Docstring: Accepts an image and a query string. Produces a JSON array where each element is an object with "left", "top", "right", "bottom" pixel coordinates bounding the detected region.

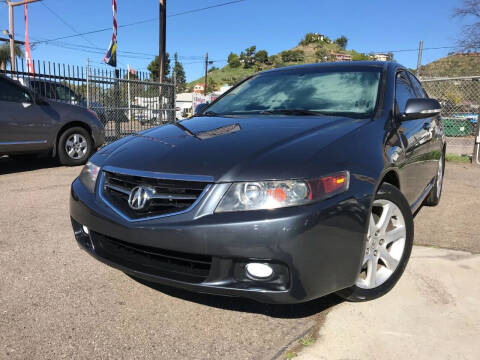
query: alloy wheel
[
  {"left": 356, "top": 199, "right": 406, "bottom": 289},
  {"left": 65, "top": 134, "right": 88, "bottom": 160}
]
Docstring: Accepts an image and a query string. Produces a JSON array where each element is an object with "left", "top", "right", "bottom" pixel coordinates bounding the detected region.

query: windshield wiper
[{"left": 259, "top": 109, "right": 324, "bottom": 116}]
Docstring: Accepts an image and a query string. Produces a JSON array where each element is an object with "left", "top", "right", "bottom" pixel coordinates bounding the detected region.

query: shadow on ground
[
  {"left": 0, "top": 156, "right": 61, "bottom": 175},
  {"left": 130, "top": 275, "right": 344, "bottom": 319}
]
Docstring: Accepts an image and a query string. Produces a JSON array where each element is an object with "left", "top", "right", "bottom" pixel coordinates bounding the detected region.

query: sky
[{"left": 0, "top": 0, "right": 471, "bottom": 82}]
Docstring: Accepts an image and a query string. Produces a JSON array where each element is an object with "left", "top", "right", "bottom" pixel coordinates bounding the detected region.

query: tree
[
  {"left": 240, "top": 45, "right": 256, "bottom": 68},
  {"left": 299, "top": 32, "right": 326, "bottom": 46},
  {"left": 0, "top": 43, "right": 24, "bottom": 70},
  {"left": 315, "top": 48, "right": 329, "bottom": 62},
  {"left": 281, "top": 49, "right": 305, "bottom": 63},
  {"left": 173, "top": 52, "right": 186, "bottom": 93},
  {"left": 254, "top": 49, "right": 269, "bottom": 64},
  {"left": 351, "top": 51, "right": 370, "bottom": 61},
  {"left": 208, "top": 66, "right": 219, "bottom": 73},
  {"left": 147, "top": 52, "right": 171, "bottom": 81},
  {"left": 334, "top": 35, "right": 348, "bottom": 49},
  {"left": 227, "top": 52, "right": 241, "bottom": 68},
  {"left": 205, "top": 77, "right": 218, "bottom": 94},
  {"left": 453, "top": 0, "right": 480, "bottom": 51}
]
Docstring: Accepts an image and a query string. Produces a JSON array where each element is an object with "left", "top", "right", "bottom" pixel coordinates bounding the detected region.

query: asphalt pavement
[
  {"left": 1, "top": 157, "right": 478, "bottom": 359},
  {"left": 0, "top": 156, "right": 335, "bottom": 360}
]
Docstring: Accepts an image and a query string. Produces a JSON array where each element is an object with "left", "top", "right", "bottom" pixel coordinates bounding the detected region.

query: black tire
[
  {"left": 337, "top": 183, "right": 414, "bottom": 302},
  {"left": 424, "top": 152, "right": 445, "bottom": 207},
  {"left": 57, "top": 127, "right": 93, "bottom": 166}
]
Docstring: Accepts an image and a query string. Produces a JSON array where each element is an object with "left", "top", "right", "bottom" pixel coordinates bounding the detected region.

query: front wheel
[
  {"left": 424, "top": 152, "right": 445, "bottom": 206},
  {"left": 337, "top": 183, "right": 414, "bottom": 302},
  {"left": 58, "top": 127, "right": 93, "bottom": 166}
]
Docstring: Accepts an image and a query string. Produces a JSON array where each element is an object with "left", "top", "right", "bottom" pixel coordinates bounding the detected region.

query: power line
[
  {"left": 40, "top": 2, "right": 98, "bottom": 49},
  {"left": 32, "top": 0, "right": 246, "bottom": 45}
]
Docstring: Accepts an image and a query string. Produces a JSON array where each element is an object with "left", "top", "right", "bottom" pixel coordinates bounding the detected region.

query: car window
[
  {"left": 395, "top": 72, "right": 416, "bottom": 113},
  {"left": 408, "top": 73, "right": 428, "bottom": 98},
  {"left": 0, "top": 78, "right": 32, "bottom": 103},
  {"left": 207, "top": 69, "right": 382, "bottom": 118},
  {"left": 31, "top": 81, "right": 54, "bottom": 98},
  {"left": 55, "top": 84, "right": 76, "bottom": 102}
]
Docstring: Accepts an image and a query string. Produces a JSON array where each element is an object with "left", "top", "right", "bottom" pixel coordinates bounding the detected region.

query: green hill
[
  {"left": 187, "top": 33, "right": 375, "bottom": 91},
  {"left": 419, "top": 53, "right": 480, "bottom": 77}
]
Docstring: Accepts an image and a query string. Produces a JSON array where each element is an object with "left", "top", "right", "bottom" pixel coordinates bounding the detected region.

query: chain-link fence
[
  {"left": 421, "top": 76, "right": 480, "bottom": 158},
  {"left": 1, "top": 58, "right": 176, "bottom": 144}
]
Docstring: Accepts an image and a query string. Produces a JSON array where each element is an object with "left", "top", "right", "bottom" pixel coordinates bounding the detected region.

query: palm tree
[{"left": 0, "top": 43, "right": 24, "bottom": 71}]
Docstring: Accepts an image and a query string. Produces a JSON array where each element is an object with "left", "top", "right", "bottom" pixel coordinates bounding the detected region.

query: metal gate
[{"left": 1, "top": 58, "right": 176, "bottom": 144}]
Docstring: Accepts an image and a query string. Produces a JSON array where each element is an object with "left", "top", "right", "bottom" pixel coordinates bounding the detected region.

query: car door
[
  {"left": 394, "top": 71, "right": 433, "bottom": 205},
  {"left": 408, "top": 72, "right": 442, "bottom": 181},
  {"left": 0, "top": 77, "right": 55, "bottom": 153}
]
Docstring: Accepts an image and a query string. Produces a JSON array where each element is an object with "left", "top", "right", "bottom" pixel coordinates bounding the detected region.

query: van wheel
[
  {"left": 58, "top": 127, "right": 92, "bottom": 166},
  {"left": 336, "top": 183, "right": 414, "bottom": 302}
]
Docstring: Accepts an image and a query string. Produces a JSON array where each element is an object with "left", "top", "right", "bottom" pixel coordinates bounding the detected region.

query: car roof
[{"left": 259, "top": 61, "right": 402, "bottom": 75}]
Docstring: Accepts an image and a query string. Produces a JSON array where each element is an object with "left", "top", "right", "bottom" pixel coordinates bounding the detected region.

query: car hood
[{"left": 95, "top": 115, "right": 367, "bottom": 182}]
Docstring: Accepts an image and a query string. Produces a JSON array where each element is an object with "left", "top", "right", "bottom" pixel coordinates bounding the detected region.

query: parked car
[
  {"left": 0, "top": 75, "right": 105, "bottom": 165},
  {"left": 17, "top": 77, "right": 108, "bottom": 125},
  {"left": 70, "top": 62, "right": 445, "bottom": 304}
]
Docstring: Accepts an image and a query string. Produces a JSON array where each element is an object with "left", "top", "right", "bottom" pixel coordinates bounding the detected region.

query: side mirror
[
  {"left": 195, "top": 103, "right": 209, "bottom": 114},
  {"left": 401, "top": 98, "right": 441, "bottom": 121}
]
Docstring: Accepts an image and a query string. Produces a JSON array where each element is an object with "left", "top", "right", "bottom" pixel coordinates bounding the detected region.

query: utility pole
[
  {"left": 416, "top": 40, "right": 424, "bottom": 78},
  {"left": 204, "top": 52, "right": 209, "bottom": 96},
  {"left": 159, "top": 0, "right": 166, "bottom": 82},
  {"left": 6, "top": 0, "right": 40, "bottom": 72}
]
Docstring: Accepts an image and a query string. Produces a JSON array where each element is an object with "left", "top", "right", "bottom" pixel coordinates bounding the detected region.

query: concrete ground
[
  {"left": 297, "top": 246, "right": 480, "bottom": 360},
  {"left": 0, "top": 157, "right": 479, "bottom": 360}
]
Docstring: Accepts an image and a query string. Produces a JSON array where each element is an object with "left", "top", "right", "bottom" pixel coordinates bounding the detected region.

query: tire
[
  {"left": 57, "top": 127, "right": 93, "bottom": 166},
  {"left": 424, "top": 152, "right": 445, "bottom": 206},
  {"left": 337, "top": 183, "right": 414, "bottom": 302}
]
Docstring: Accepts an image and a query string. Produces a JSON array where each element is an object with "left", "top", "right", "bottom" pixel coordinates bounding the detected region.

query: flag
[
  {"left": 24, "top": 4, "right": 35, "bottom": 74},
  {"left": 103, "top": 0, "right": 117, "bottom": 67}
]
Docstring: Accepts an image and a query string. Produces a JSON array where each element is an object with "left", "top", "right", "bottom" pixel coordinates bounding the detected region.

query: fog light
[
  {"left": 82, "top": 225, "right": 89, "bottom": 235},
  {"left": 245, "top": 263, "right": 273, "bottom": 279}
]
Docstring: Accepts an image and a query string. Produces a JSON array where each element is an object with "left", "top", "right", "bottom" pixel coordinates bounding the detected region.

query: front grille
[
  {"left": 90, "top": 232, "right": 212, "bottom": 283},
  {"left": 101, "top": 170, "right": 209, "bottom": 220}
]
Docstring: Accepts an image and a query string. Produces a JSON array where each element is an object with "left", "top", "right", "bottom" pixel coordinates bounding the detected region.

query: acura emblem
[{"left": 128, "top": 186, "right": 155, "bottom": 210}]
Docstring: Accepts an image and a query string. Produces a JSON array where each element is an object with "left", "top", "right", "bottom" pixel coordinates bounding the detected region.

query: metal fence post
[
  {"left": 114, "top": 69, "right": 121, "bottom": 139},
  {"left": 173, "top": 71, "right": 177, "bottom": 122},
  {"left": 86, "top": 58, "right": 90, "bottom": 109},
  {"left": 474, "top": 111, "right": 480, "bottom": 166}
]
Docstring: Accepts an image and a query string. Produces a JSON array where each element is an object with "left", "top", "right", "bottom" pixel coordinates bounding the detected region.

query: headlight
[
  {"left": 79, "top": 161, "right": 101, "bottom": 193},
  {"left": 215, "top": 171, "right": 349, "bottom": 213}
]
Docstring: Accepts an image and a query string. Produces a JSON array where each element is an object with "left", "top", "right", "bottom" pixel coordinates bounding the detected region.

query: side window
[
  {"left": 395, "top": 72, "right": 416, "bottom": 113},
  {"left": 55, "top": 84, "right": 74, "bottom": 102},
  {"left": 408, "top": 73, "right": 428, "bottom": 98},
  {"left": 0, "top": 78, "right": 32, "bottom": 103}
]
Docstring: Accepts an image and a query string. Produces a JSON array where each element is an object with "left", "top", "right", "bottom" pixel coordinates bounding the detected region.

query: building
[
  {"left": 373, "top": 53, "right": 390, "bottom": 61},
  {"left": 331, "top": 52, "right": 352, "bottom": 62},
  {"left": 176, "top": 92, "right": 194, "bottom": 119},
  {"left": 193, "top": 83, "right": 205, "bottom": 93}
]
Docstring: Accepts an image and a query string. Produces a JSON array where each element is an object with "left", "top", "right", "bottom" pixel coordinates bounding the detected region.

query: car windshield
[{"left": 207, "top": 68, "right": 382, "bottom": 118}]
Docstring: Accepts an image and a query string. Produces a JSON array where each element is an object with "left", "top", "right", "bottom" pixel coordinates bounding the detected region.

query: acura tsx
[{"left": 70, "top": 61, "right": 445, "bottom": 303}]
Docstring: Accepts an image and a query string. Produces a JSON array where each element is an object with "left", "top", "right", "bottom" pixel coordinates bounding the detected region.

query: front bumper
[{"left": 70, "top": 178, "right": 369, "bottom": 304}]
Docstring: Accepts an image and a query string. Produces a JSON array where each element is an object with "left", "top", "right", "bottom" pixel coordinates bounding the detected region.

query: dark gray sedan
[
  {"left": 0, "top": 75, "right": 105, "bottom": 165},
  {"left": 70, "top": 62, "right": 445, "bottom": 304}
]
